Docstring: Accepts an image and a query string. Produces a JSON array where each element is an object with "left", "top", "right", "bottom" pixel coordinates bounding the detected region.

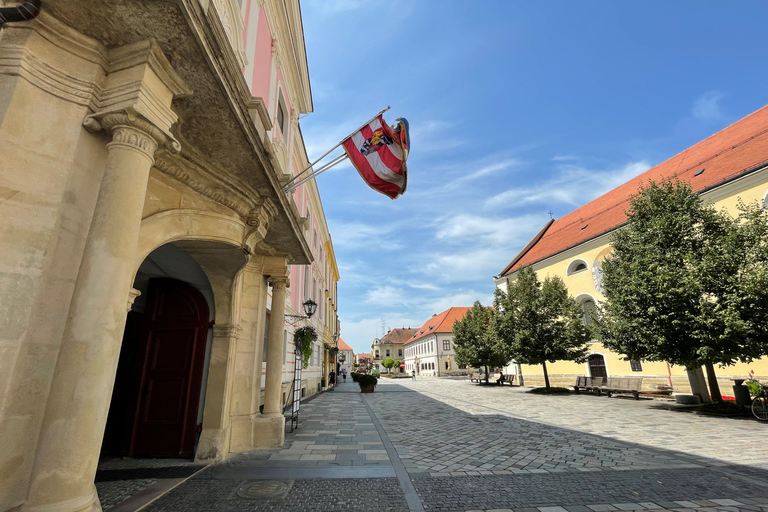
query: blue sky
[{"left": 299, "top": 1, "right": 768, "bottom": 355}]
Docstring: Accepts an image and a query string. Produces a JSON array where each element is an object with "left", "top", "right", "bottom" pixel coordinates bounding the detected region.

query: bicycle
[{"left": 748, "top": 381, "right": 768, "bottom": 421}]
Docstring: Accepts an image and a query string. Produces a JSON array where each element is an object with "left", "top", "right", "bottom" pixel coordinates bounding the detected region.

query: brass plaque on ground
[{"left": 236, "top": 479, "right": 293, "bottom": 499}]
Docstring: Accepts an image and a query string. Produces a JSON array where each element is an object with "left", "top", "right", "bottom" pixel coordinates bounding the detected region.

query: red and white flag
[{"left": 342, "top": 115, "right": 408, "bottom": 199}]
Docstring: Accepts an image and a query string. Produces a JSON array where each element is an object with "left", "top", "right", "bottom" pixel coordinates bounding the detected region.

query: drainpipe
[{"left": 0, "top": 0, "right": 41, "bottom": 28}]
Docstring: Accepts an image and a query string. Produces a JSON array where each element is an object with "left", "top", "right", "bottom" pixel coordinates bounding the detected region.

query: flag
[{"left": 342, "top": 115, "right": 408, "bottom": 199}]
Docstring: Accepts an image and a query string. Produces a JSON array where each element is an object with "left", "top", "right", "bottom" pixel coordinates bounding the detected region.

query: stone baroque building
[
  {"left": 404, "top": 308, "right": 470, "bottom": 377},
  {"left": 371, "top": 327, "right": 416, "bottom": 374},
  {"left": 494, "top": 105, "right": 768, "bottom": 392},
  {"left": 0, "top": 1, "right": 339, "bottom": 511}
]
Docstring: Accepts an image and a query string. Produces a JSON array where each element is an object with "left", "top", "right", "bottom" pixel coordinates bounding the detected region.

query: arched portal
[
  {"left": 102, "top": 243, "right": 215, "bottom": 459},
  {"left": 587, "top": 353, "right": 608, "bottom": 380}
]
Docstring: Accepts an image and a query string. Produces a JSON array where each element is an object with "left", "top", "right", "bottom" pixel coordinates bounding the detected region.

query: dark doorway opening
[
  {"left": 588, "top": 354, "right": 608, "bottom": 380},
  {"left": 102, "top": 277, "right": 209, "bottom": 459}
]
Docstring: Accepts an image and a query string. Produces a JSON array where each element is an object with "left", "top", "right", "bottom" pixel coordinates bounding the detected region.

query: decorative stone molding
[
  {"left": 153, "top": 152, "right": 252, "bottom": 216},
  {"left": 127, "top": 288, "right": 142, "bottom": 312},
  {"left": 84, "top": 112, "right": 169, "bottom": 158},
  {"left": 267, "top": 276, "right": 289, "bottom": 290},
  {"left": 271, "top": 37, "right": 283, "bottom": 69},
  {"left": 210, "top": 0, "right": 248, "bottom": 68},
  {"left": 247, "top": 96, "right": 273, "bottom": 139},
  {"left": 213, "top": 324, "right": 243, "bottom": 339}
]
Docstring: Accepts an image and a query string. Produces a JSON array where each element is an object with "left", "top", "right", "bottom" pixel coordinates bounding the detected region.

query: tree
[
  {"left": 494, "top": 266, "right": 591, "bottom": 390},
  {"left": 381, "top": 357, "right": 400, "bottom": 374},
  {"left": 724, "top": 201, "right": 768, "bottom": 360},
  {"left": 595, "top": 178, "right": 768, "bottom": 401},
  {"left": 453, "top": 301, "right": 512, "bottom": 383}
]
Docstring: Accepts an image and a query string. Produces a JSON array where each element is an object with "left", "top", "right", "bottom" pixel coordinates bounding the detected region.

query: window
[
  {"left": 375, "top": 351, "right": 379, "bottom": 358},
  {"left": 283, "top": 330, "right": 288, "bottom": 364},
  {"left": 276, "top": 101, "right": 286, "bottom": 136},
  {"left": 398, "top": 349, "right": 402, "bottom": 357},
  {"left": 567, "top": 259, "right": 589, "bottom": 275},
  {"left": 443, "top": 340, "right": 450, "bottom": 351},
  {"left": 386, "top": 349, "right": 390, "bottom": 357},
  {"left": 580, "top": 299, "right": 596, "bottom": 326},
  {"left": 445, "top": 361, "right": 449, "bottom": 370},
  {"left": 630, "top": 360, "right": 643, "bottom": 372}
]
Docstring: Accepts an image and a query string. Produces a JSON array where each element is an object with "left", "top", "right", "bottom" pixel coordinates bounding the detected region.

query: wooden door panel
[{"left": 131, "top": 278, "right": 209, "bottom": 458}]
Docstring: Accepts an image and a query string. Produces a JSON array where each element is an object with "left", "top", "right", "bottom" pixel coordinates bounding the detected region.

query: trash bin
[
  {"left": 321, "top": 378, "right": 326, "bottom": 388},
  {"left": 733, "top": 383, "right": 751, "bottom": 406}
]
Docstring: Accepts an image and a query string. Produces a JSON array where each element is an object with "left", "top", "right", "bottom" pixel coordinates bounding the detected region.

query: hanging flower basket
[{"left": 293, "top": 327, "right": 317, "bottom": 369}]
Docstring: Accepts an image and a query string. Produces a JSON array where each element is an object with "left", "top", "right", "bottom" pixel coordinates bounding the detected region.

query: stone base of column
[
  {"left": 21, "top": 486, "right": 101, "bottom": 512},
  {"left": 229, "top": 414, "right": 257, "bottom": 453},
  {"left": 194, "top": 426, "right": 231, "bottom": 463},
  {"left": 250, "top": 414, "right": 285, "bottom": 449}
]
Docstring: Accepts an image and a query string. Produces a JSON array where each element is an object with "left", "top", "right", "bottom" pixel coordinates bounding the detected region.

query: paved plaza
[{"left": 102, "top": 378, "right": 768, "bottom": 512}]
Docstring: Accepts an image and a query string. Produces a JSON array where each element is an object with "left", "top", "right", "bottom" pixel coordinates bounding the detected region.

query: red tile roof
[
  {"left": 501, "top": 104, "right": 768, "bottom": 276},
  {"left": 379, "top": 327, "right": 418, "bottom": 345},
  {"left": 338, "top": 338, "right": 353, "bottom": 352},
  {"left": 405, "top": 307, "right": 472, "bottom": 345}
]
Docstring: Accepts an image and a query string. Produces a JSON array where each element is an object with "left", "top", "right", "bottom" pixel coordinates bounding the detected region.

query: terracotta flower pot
[{"left": 360, "top": 385, "right": 375, "bottom": 393}]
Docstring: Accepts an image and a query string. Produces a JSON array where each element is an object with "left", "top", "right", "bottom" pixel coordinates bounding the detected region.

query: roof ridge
[{"left": 500, "top": 103, "right": 768, "bottom": 276}]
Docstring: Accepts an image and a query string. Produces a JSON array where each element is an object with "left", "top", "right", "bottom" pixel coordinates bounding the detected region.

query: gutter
[{"left": 0, "top": 0, "right": 41, "bottom": 27}]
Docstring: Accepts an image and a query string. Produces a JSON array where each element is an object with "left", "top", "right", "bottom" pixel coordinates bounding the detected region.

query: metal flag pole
[
  {"left": 283, "top": 153, "right": 348, "bottom": 194},
  {"left": 282, "top": 106, "right": 391, "bottom": 192}
]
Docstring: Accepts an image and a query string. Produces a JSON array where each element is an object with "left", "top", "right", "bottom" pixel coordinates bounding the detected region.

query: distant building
[
  {"left": 337, "top": 338, "right": 354, "bottom": 376},
  {"left": 371, "top": 328, "right": 417, "bottom": 374},
  {"left": 404, "top": 308, "right": 471, "bottom": 377},
  {"left": 494, "top": 104, "right": 768, "bottom": 392}
]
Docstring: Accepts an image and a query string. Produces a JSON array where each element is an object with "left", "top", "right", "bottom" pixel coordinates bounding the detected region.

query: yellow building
[
  {"left": 494, "top": 105, "right": 768, "bottom": 395},
  {"left": 0, "top": 1, "right": 338, "bottom": 511}
]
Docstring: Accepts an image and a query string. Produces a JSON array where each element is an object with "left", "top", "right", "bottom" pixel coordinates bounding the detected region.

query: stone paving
[
  {"left": 124, "top": 379, "right": 768, "bottom": 512},
  {"left": 368, "top": 379, "right": 768, "bottom": 476}
]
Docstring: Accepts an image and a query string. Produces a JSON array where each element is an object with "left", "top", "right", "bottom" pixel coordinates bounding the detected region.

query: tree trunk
[
  {"left": 484, "top": 364, "right": 489, "bottom": 384},
  {"left": 704, "top": 362, "right": 723, "bottom": 402},
  {"left": 542, "top": 361, "right": 551, "bottom": 389}
]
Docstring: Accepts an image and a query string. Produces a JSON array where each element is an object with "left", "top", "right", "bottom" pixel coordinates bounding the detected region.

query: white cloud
[
  {"left": 692, "top": 90, "right": 726, "bottom": 122},
  {"left": 440, "top": 159, "right": 521, "bottom": 191},
  {"left": 485, "top": 160, "right": 650, "bottom": 210},
  {"left": 552, "top": 155, "right": 579, "bottom": 161},
  {"left": 329, "top": 220, "right": 403, "bottom": 250},
  {"left": 434, "top": 213, "right": 540, "bottom": 246}
]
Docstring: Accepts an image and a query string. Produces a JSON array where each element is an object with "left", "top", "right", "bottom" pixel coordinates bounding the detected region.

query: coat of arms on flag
[
  {"left": 342, "top": 115, "right": 409, "bottom": 199},
  {"left": 282, "top": 107, "right": 410, "bottom": 199}
]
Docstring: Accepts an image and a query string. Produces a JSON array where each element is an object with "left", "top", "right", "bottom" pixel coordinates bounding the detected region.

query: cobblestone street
[{"left": 110, "top": 379, "right": 768, "bottom": 512}]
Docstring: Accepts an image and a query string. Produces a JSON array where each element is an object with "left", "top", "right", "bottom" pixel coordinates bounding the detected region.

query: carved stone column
[
  {"left": 263, "top": 277, "right": 288, "bottom": 416},
  {"left": 24, "top": 114, "right": 172, "bottom": 512}
]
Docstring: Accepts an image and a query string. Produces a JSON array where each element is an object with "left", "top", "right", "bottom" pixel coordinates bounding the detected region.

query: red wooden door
[{"left": 130, "top": 278, "right": 210, "bottom": 458}]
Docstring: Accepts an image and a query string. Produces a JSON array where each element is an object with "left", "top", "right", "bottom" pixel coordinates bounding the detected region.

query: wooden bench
[
  {"left": 573, "top": 376, "right": 604, "bottom": 394},
  {"left": 600, "top": 377, "right": 643, "bottom": 400},
  {"left": 496, "top": 374, "right": 516, "bottom": 386},
  {"left": 469, "top": 373, "right": 482, "bottom": 383}
]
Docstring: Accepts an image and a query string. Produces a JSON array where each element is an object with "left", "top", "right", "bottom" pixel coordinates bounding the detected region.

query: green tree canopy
[
  {"left": 494, "top": 266, "right": 591, "bottom": 389},
  {"left": 381, "top": 357, "right": 400, "bottom": 373},
  {"left": 453, "top": 301, "right": 511, "bottom": 383},
  {"left": 596, "top": 178, "right": 768, "bottom": 401}
]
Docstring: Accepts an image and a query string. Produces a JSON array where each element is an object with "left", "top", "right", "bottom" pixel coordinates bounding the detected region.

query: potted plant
[{"left": 358, "top": 374, "right": 378, "bottom": 393}]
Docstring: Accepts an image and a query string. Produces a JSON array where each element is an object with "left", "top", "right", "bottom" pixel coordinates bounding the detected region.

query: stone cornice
[{"left": 153, "top": 152, "right": 251, "bottom": 216}]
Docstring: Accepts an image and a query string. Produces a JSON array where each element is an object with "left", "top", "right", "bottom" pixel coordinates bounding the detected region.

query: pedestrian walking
[
  {"left": 411, "top": 369, "right": 416, "bottom": 381},
  {"left": 341, "top": 368, "right": 347, "bottom": 382},
  {"left": 329, "top": 370, "right": 336, "bottom": 390}
]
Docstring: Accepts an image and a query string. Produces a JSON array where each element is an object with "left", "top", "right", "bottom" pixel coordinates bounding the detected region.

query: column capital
[
  {"left": 267, "top": 276, "right": 289, "bottom": 289},
  {"left": 84, "top": 111, "right": 180, "bottom": 157}
]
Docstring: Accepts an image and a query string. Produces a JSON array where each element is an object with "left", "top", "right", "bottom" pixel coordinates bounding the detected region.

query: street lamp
[{"left": 284, "top": 299, "right": 317, "bottom": 322}]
